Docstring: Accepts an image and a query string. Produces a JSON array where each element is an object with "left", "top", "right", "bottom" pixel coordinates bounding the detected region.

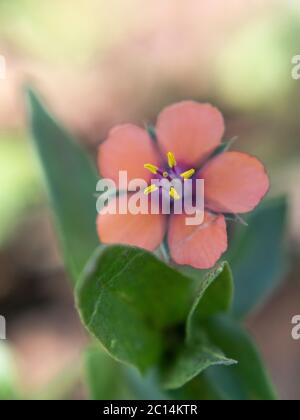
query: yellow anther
[
  {"left": 144, "top": 163, "right": 158, "bottom": 174},
  {"left": 144, "top": 184, "right": 158, "bottom": 195},
  {"left": 180, "top": 168, "right": 195, "bottom": 180},
  {"left": 169, "top": 187, "right": 180, "bottom": 200},
  {"left": 167, "top": 152, "right": 177, "bottom": 168}
]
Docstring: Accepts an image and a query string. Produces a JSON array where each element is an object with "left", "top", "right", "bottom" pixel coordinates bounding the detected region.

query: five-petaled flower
[{"left": 97, "top": 101, "right": 269, "bottom": 269}]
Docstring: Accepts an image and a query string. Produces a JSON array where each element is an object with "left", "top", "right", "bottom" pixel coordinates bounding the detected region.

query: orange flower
[{"left": 97, "top": 101, "right": 269, "bottom": 269}]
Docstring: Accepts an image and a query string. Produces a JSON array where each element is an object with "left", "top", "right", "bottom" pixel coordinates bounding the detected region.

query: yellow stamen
[
  {"left": 144, "top": 163, "right": 158, "bottom": 174},
  {"left": 144, "top": 184, "right": 158, "bottom": 195},
  {"left": 169, "top": 187, "right": 180, "bottom": 200},
  {"left": 167, "top": 152, "right": 176, "bottom": 168},
  {"left": 180, "top": 168, "right": 195, "bottom": 180}
]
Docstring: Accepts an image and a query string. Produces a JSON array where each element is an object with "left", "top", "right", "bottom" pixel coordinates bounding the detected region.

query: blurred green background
[{"left": 0, "top": 0, "right": 300, "bottom": 399}]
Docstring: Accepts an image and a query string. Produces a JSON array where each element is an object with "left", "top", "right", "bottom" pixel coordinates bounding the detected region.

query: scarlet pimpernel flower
[{"left": 97, "top": 101, "right": 269, "bottom": 269}]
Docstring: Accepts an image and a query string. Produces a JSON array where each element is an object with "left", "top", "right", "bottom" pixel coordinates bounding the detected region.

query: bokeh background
[{"left": 0, "top": 0, "right": 300, "bottom": 399}]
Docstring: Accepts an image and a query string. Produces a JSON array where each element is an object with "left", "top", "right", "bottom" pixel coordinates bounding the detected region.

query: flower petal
[
  {"left": 156, "top": 101, "right": 224, "bottom": 166},
  {"left": 98, "top": 124, "right": 161, "bottom": 184},
  {"left": 201, "top": 151, "right": 270, "bottom": 214},
  {"left": 97, "top": 195, "right": 166, "bottom": 251},
  {"left": 168, "top": 212, "right": 227, "bottom": 269}
]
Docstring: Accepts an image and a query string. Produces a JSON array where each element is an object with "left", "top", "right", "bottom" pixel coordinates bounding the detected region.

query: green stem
[{"left": 158, "top": 242, "right": 170, "bottom": 264}]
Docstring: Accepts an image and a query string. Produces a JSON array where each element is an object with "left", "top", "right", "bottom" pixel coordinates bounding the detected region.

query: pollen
[
  {"left": 143, "top": 152, "right": 185, "bottom": 199},
  {"left": 169, "top": 187, "right": 180, "bottom": 200},
  {"left": 167, "top": 152, "right": 177, "bottom": 168},
  {"left": 180, "top": 168, "right": 195, "bottom": 180},
  {"left": 144, "top": 184, "right": 158, "bottom": 195},
  {"left": 144, "top": 163, "right": 158, "bottom": 174}
]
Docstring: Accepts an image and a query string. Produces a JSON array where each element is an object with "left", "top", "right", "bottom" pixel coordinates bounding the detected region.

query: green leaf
[
  {"left": 123, "top": 368, "right": 169, "bottom": 400},
  {"left": 186, "top": 262, "right": 233, "bottom": 334},
  {"left": 84, "top": 346, "right": 135, "bottom": 400},
  {"left": 161, "top": 263, "right": 236, "bottom": 390},
  {"left": 25, "top": 88, "right": 99, "bottom": 284},
  {"left": 210, "top": 137, "right": 237, "bottom": 159},
  {"left": 84, "top": 346, "right": 171, "bottom": 400},
  {"left": 202, "top": 315, "right": 277, "bottom": 400},
  {"left": 161, "top": 331, "right": 236, "bottom": 390},
  {"left": 146, "top": 124, "right": 157, "bottom": 141},
  {"left": 170, "top": 373, "right": 226, "bottom": 400},
  {"left": 227, "top": 196, "right": 288, "bottom": 319},
  {"left": 76, "top": 245, "right": 194, "bottom": 373}
]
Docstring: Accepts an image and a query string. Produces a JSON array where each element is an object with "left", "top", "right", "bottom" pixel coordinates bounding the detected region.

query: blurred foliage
[
  {"left": 0, "top": 0, "right": 137, "bottom": 64},
  {"left": 0, "top": 133, "right": 40, "bottom": 246},
  {"left": 84, "top": 346, "right": 136, "bottom": 400},
  {"left": 227, "top": 196, "right": 288, "bottom": 318},
  {"left": 0, "top": 342, "right": 19, "bottom": 400},
  {"left": 26, "top": 88, "right": 99, "bottom": 283},
  {"left": 216, "top": 12, "right": 300, "bottom": 111},
  {"left": 197, "top": 316, "right": 277, "bottom": 400}
]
